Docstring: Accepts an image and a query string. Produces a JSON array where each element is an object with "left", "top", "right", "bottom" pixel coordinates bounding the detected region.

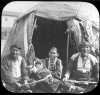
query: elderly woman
[{"left": 62, "top": 41, "right": 99, "bottom": 93}]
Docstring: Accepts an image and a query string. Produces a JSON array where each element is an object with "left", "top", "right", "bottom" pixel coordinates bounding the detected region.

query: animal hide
[{"left": 67, "top": 19, "right": 82, "bottom": 47}]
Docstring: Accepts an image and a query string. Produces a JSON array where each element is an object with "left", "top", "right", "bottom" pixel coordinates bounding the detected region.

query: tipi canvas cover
[{"left": 2, "top": 2, "right": 99, "bottom": 65}]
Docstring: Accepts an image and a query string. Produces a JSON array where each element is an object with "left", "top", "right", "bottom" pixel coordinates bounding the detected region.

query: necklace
[
  {"left": 48, "top": 58, "right": 57, "bottom": 70},
  {"left": 82, "top": 57, "right": 89, "bottom": 68}
]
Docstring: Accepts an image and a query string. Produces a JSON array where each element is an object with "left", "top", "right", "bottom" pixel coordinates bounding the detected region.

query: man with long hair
[{"left": 62, "top": 41, "right": 99, "bottom": 93}]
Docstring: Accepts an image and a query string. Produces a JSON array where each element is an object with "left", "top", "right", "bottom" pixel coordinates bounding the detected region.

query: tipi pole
[
  {"left": 66, "top": 32, "right": 70, "bottom": 67},
  {"left": 64, "top": 29, "right": 70, "bottom": 67}
]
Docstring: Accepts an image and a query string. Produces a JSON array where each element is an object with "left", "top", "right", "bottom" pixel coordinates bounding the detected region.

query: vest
[
  {"left": 44, "top": 58, "right": 60, "bottom": 73},
  {"left": 71, "top": 53, "right": 94, "bottom": 80}
]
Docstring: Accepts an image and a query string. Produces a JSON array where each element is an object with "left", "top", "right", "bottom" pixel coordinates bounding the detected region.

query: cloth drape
[{"left": 2, "top": 11, "right": 36, "bottom": 60}]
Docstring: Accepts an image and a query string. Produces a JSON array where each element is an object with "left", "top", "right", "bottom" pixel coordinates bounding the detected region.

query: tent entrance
[{"left": 32, "top": 16, "right": 77, "bottom": 74}]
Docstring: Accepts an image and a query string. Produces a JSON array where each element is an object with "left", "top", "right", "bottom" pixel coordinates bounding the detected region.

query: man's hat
[
  {"left": 78, "top": 41, "right": 92, "bottom": 51},
  {"left": 10, "top": 44, "right": 22, "bottom": 50}
]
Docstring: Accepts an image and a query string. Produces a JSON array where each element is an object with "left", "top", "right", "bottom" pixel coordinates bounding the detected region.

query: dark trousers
[
  {"left": 60, "top": 81, "right": 97, "bottom": 93},
  {"left": 35, "top": 81, "right": 54, "bottom": 93},
  {"left": 4, "top": 78, "right": 34, "bottom": 93}
]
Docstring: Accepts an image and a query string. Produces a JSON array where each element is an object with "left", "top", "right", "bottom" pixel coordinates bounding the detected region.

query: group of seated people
[{"left": 1, "top": 41, "right": 99, "bottom": 93}]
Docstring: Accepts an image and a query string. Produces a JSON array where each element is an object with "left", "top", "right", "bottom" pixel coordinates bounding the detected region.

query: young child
[
  {"left": 28, "top": 57, "right": 60, "bottom": 93},
  {"left": 26, "top": 45, "right": 61, "bottom": 92}
]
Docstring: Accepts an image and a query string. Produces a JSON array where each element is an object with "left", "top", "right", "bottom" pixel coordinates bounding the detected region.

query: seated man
[
  {"left": 1, "top": 44, "right": 33, "bottom": 93},
  {"left": 62, "top": 42, "right": 99, "bottom": 93}
]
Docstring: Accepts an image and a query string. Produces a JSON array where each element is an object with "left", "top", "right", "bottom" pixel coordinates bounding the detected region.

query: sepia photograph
[{"left": 1, "top": 1, "right": 99, "bottom": 93}]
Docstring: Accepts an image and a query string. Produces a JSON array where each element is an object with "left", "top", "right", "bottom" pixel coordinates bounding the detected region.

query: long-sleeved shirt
[
  {"left": 1, "top": 54, "right": 29, "bottom": 86},
  {"left": 65, "top": 53, "right": 99, "bottom": 80}
]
